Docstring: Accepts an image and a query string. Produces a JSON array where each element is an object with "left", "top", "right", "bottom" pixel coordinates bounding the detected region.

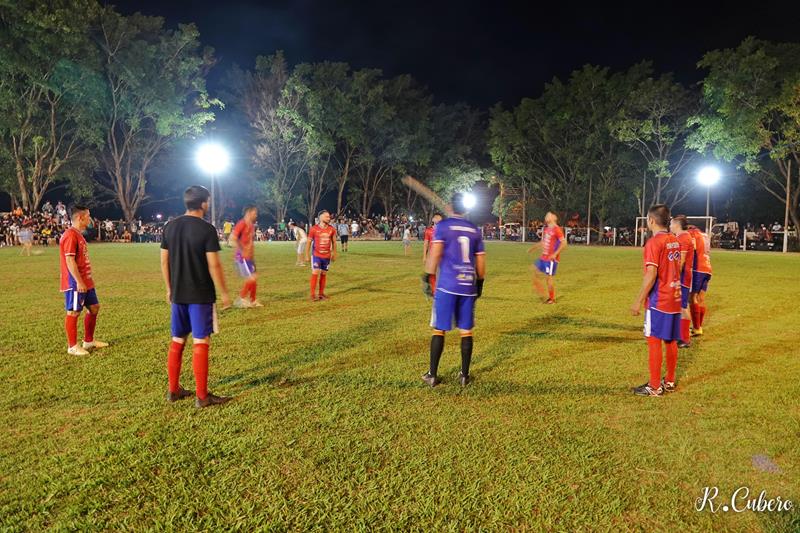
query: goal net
[{"left": 634, "top": 216, "right": 715, "bottom": 247}]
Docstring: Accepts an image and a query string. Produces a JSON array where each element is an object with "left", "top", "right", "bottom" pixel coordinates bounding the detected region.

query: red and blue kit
[
  {"left": 676, "top": 231, "right": 694, "bottom": 309},
  {"left": 59, "top": 227, "right": 99, "bottom": 311},
  {"left": 232, "top": 219, "right": 256, "bottom": 277},
  {"left": 309, "top": 224, "right": 337, "bottom": 271},
  {"left": 642, "top": 231, "right": 682, "bottom": 341},
  {"left": 424, "top": 226, "right": 435, "bottom": 244},
  {"left": 688, "top": 227, "right": 712, "bottom": 293},
  {"left": 535, "top": 224, "right": 564, "bottom": 276}
]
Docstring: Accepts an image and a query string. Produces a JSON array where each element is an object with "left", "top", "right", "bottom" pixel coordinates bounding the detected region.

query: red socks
[
  {"left": 680, "top": 318, "right": 691, "bottom": 344},
  {"left": 690, "top": 304, "right": 699, "bottom": 329},
  {"left": 249, "top": 280, "right": 257, "bottom": 301},
  {"left": 319, "top": 274, "right": 327, "bottom": 296},
  {"left": 192, "top": 343, "right": 209, "bottom": 400},
  {"left": 310, "top": 273, "right": 318, "bottom": 297},
  {"left": 548, "top": 287, "right": 555, "bottom": 300},
  {"left": 84, "top": 312, "right": 97, "bottom": 343},
  {"left": 665, "top": 341, "right": 678, "bottom": 383},
  {"left": 65, "top": 315, "right": 78, "bottom": 347},
  {"left": 240, "top": 280, "right": 257, "bottom": 300},
  {"left": 698, "top": 305, "right": 706, "bottom": 328},
  {"left": 167, "top": 341, "right": 185, "bottom": 393},
  {"left": 430, "top": 274, "right": 437, "bottom": 292},
  {"left": 647, "top": 336, "right": 663, "bottom": 389}
]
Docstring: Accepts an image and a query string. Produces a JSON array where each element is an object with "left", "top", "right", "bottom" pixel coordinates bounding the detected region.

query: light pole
[
  {"left": 195, "top": 143, "right": 230, "bottom": 226},
  {"left": 697, "top": 166, "right": 721, "bottom": 233}
]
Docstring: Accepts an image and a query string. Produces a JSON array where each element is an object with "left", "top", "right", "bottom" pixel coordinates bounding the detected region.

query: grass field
[{"left": 0, "top": 240, "right": 798, "bottom": 531}]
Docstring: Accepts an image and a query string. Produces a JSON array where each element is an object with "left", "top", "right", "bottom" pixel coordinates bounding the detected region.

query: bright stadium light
[
  {"left": 195, "top": 142, "right": 230, "bottom": 227},
  {"left": 697, "top": 166, "right": 721, "bottom": 187},
  {"left": 462, "top": 192, "right": 477, "bottom": 210}
]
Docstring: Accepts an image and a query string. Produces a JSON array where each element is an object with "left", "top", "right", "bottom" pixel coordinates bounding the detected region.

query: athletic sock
[
  {"left": 167, "top": 341, "right": 185, "bottom": 393},
  {"left": 429, "top": 333, "right": 445, "bottom": 376},
  {"left": 460, "top": 334, "right": 473, "bottom": 376},
  {"left": 84, "top": 312, "right": 97, "bottom": 343},
  {"left": 430, "top": 274, "right": 437, "bottom": 292},
  {"left": 192, "top": 343, "right": 209, "bottom": 400},
  {"left": 698, "top": 305, "right": 707, "bottom": 328},
  {"left": 240, "top": 282, "right": 250, "bottom": 299},
  {"left": 249, "top": 280, "right": 257, "bottom": 301},
  {"left": 647, "top": 336, "right": 663, "bottom": 389},
  {"left": 680, "top": 318, "right": 691, "bottom": 343},
  {"left": 548, "top": 287, "right": 555, "bottom": 300},
  {"left": 690, "top": 303, "right": 699, "bottom": 330},
  {"left": 319, "top": 274, "right": 327, "bottom": 295},
  {"left": 310, "top": 273, "right": 318, "bottom": 298},
  {"left": 665, "top": 341, "right": 678, "bottom": 383},
  {"left": 65, "top": 315, "right": 78, "bottom": 347}
]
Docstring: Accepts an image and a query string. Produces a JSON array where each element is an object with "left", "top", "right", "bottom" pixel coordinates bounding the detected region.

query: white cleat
[
  {"left": 234, "top": 297, "right": 253, "bottom": 309},
  {"left": 250, "top": 300, "right": 264, "bottom": 308},
  {"left": 67, "top": 345, "right": 90, "bottom": 356},
  {"left": 83, "top": 340, "right": 109, "bottom": 350}
]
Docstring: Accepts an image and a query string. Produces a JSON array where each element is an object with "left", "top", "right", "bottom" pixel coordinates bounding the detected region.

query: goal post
[{"left": 634, "top": 216, "right": 715, "bottom": 247}]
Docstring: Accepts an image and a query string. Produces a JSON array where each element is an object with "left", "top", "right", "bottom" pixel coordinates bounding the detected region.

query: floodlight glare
[
  {"left": 697, "top": 166, "right": 721, "bottom": 187},
  {"left": 196, "top": 143, "right": 230, "bottom": 175},
  {"left": 462, "top": 192, "right": 477, "bottom": 210}
]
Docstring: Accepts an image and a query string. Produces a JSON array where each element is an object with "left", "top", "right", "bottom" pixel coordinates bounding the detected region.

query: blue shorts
[
  {"left": 691, "top": 272, "right": 711, "bottom": 293},
  {"left": 235, "top": 258, "right": 256, "bottom": 277},
  {"left": 171, "top": 303, "right": 218, "bottom": 339},
  {"left": 431, "top": 291, "right": 476, "bottom": 332},
  {"left": 644, "top": 308, "right": 682, "bottom": 342},
  {"left": 312, "top": 256, "right": 330, "bottom": 272},
  {"left": 535, "top": 259, "right": 558, "bottom": 276},
  {"left": 681, "top": 286, "right": 691, "bottom": 309},
  {"left": 64, "top": 288, "right": 99, "bottom": 311}
]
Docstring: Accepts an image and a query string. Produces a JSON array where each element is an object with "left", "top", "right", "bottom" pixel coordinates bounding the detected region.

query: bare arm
[
  {"left": 425, "top": 242, "right": 444, "bottom": 275},
  {"left": 160, "top": 249, "right": 170, "bottom": 304},
  {"left": 331, "top": 234, "right": 338, "bottom": 261},
  {"left": 527, "top": 242, "right": 541, "bottom": 254},
  {"left": 65, "top": 256, "right": 87, "bottom": 292},
  {"left": 305, "top": 237, "right": 313, "bottom": 262},
  {"left": 475, "top": 253, "right": 486, "bottom": 279},
  {"left": 206, "top": 252, "right": 231, "bottom": 309},
  {"left": 630, "top": 266, "right": 658, "bottom": 315},
  {"left": 423, "top": 239, "right": 430, "bottom": 262},
  {"left": 552, "top": 239, "right": 567, "bottom": 258}
]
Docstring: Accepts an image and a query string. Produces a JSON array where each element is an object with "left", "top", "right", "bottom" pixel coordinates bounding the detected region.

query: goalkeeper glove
[{"left": 421, "top": 273, "right": 434, "bottom": 298}]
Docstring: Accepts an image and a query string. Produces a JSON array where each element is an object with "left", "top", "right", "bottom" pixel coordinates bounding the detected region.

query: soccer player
[
  {"left": 222, "top": 219, "right": 233, "bottom": 246},
  {"left": 630, "top": 204, "right": 682, "bottom": 396},
  {"left": 230, "top": 206, "right": 263, "bottom": 308},
  {"left": 337, "top": 219, "right": 350, "bottom": 252},
  {"left": 528, "top": 211, "right": 566, "bottom": 304},
  {"left": 687, "top": 225, "right": 712, "bottom": 336},
  {"left": 421, "top": 193, "right": 486, "bottom": 387},
  {"left": 289, "top": 221, "right": 308, "bottom": 266},
  {"left": 60, "top": 205, "right": 109, "bottom": 356},
  {"left": 305, "top": 210, "right": 338, "bottom": 301},
  {"left": 670, "top": 215, "right": 694, "bottom": 348},
  {"left": 421, "top": 214, "right": 443, "bottom": 294},
  {"left": 160, "top": 186, "right": 233, "bottom": 408}
]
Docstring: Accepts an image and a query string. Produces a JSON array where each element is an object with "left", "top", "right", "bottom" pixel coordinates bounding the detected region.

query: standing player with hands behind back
[
  {"left": 160, "top": 186, "right": 233, "bottom": 408},
  {"left": 421, "top": 193, "right": 486, "bottom": 387},
  {"left": 305, "top": 210, "right": 338, "bottom": 301}
]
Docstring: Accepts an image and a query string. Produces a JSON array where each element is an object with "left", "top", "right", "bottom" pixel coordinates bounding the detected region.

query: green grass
[{"left": 0, "top": 241, "right": 798, "bottom": 531}]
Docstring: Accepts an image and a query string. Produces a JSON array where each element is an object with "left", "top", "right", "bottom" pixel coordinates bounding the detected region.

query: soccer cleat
[
  {"left": 691, "top": 327, "right": 703, "bottom": 337},
  {"left": 67, "top": 345, "right": 90, "bottom": 356},
  {"left": 234, "top": 297, "right": 253, "bottom": 309},
  {"left": 545, "top": 298, "right": 556, "bottom": 305},
  {"left": 318, "top": 294, "right": 330, "bottom": 301},
  {"left": 661, "top": 378, "right": 676, "bottom": 393},
  {"left": 632, "top": 382, "right": 664, "bottom": 397},
  {"left": 167, "top": 387, "right": 194, "bottom": 402},
  {"left": 459, "top": 372, "right": 471, "bottom": 387},
  {"left": 421, "top": 372, "right": 441, "bottom": 388},
  {"left": 250, "top": 300, "right": 265, "bottom": 308},
  {"left": 310, "top": 295, "right": 319, "bottom": 302},
  {"left": 677, "top": 340, "right": 691, "bottom": 348},
  {"left": 195, "top": 392, "right": 233, "bottom": 408},
  {"left": 82, "top": 340, "right": 109, "bottom": 350}
]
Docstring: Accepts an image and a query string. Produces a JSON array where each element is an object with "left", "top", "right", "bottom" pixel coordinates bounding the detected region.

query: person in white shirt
[
  {"left": 289, "top": 221, "right": 308, "bottom": 266},
  {"left": 403, "top": 225, "right": 412, "bottom": 256},
  {"left": 351, "top": 221, "right": 359, "bottom": 238}
]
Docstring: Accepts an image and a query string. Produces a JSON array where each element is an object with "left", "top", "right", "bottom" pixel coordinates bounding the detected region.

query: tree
[
  {"left": 96, "top": 8, "right": 217, "bottom": 222},
  {"left": 0, "top": 0, "right": 104, "bottom": 212},
  {"left": 612, "top": 71, "right": 699, "bottom": 208},
  {"left": 689, "top": 37, "right": 800, "bottom": 233}
]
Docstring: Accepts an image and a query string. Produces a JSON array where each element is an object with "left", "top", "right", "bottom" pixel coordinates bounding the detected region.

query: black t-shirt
[{"left": 160, "top": 215, "right": 221, "bottom": 304}]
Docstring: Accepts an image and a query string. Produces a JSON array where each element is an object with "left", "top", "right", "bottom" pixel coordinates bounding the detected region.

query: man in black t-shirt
[{"left": 160, "top": 185, "right": 233, "bottom": 408}]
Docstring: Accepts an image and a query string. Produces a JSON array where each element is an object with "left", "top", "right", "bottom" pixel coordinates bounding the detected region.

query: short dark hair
[
  {"left": 318, "top": 209, "right": 329, "bottom": 217},
  {"left": 672, "top": 214, "right": 688, "bottom": 230},
  {"left": 451, "top": 193, "right": 468, "bottom": 215},
  {"left": 432, "top": 212, "right": 443, "bottom": 220},
  {"left": 70, "top": 205, "right": 89, "bottom": 219},
  {"left": 184, "top": 185, "right": 210, "bottom": 210},
  {"left": 242, "top": 205, "right": 257, "bottom": 216},
  {"left": 648, "top": 204, "right": 670, "bottom": 227}
]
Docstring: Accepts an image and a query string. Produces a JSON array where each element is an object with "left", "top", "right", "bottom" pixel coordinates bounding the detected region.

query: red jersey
[
  {"left": 309, "top": 224, "right": 337, "bottom": 259},
  {"left": 232, "top": 220, "right": 255, "bottom": 260},
  {"left": 688, "top": 228, "right": 712, "bottom": 274},
  {"left": 541, "top": 224, "right": 565, "bottom": 262},
  {"left": 424, "top": 226, "right": 434, "bottom": 243},
  {"left": 643, "top": 231, "right": 681, "bottom": 313},
  {"left": 59, "top": 227, "right": 95, "bottom": 292},
  {"left": 676, "top": 231, "right": 694, "bottom": 288}
]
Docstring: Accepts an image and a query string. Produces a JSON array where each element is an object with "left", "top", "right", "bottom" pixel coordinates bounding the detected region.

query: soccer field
[{"left": 1, "top": 241, "right": 798, "bottom": 531}]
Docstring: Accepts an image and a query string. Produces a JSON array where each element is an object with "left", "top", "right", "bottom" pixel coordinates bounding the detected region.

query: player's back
[
  {"left": 644, "top": 232, "right": 681, "bottom": 312},
  {"left": 689, "top": 228, "right": 712, "bottom": 273},
  {"left": 434, "top": 217, "right": 485, "bottom": 296}
]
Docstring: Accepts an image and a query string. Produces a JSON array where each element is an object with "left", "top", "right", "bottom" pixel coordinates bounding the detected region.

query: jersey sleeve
[
  {"left": 61, "top": 231, "right": 77, "bottom": 256},
  {"left": 433, "top": 223, "right": 446, "bottom": 242},
  {"left": 474, "top": 233, "right": 485, "bottom": 255},
  {"left": 205, "top": 225, "right": 221, "bottom": 253},
  {"left": 231, "top": 221, "right": 245, "bottom": 240},
  {"left": 308, "top": 226, "right": 317, "bottom": 242},
  {"left": 643, "top": 239, "right": 660, "bottom": 268},
  {"left": 556, "top": 226, "right": 565, "bottom": 241}
]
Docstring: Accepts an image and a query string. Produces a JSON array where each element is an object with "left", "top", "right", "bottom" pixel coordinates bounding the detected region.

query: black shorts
[{"left": 340, "top": 235, "right": 349, "bottom": 244}]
